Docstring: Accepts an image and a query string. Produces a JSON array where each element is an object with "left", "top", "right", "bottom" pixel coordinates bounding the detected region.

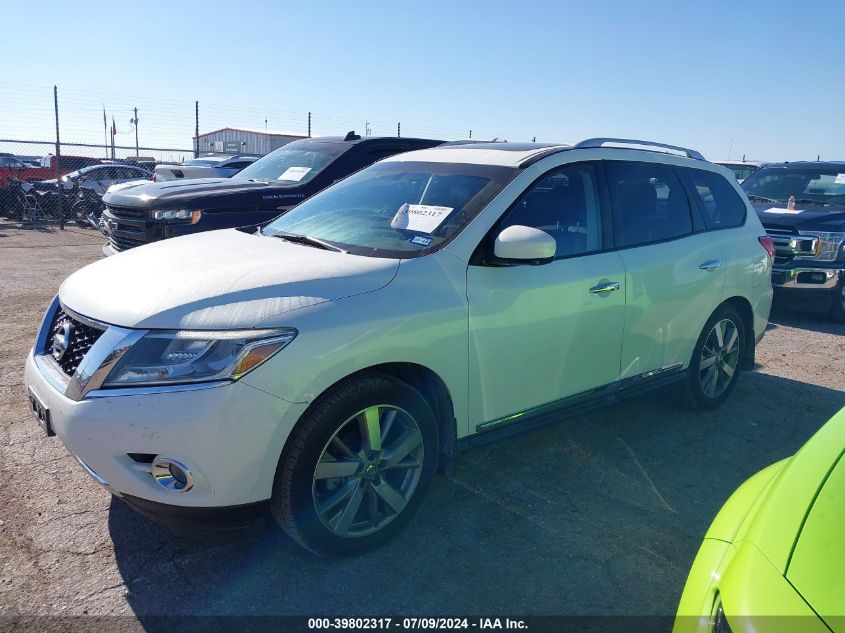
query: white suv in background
[{"left": 24, "top": 138, "right": 773, "bottom": 556}]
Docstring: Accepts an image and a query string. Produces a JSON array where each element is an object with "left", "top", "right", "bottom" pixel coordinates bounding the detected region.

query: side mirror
[{"left": 493, "top": 225, "right": 556, "bottom": 264}]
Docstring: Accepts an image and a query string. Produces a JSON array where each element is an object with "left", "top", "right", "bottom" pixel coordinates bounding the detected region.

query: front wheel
[
  {"left": 271, "top": 373, "right": 439, "bottom": 557},
  {"left": 679, "top": 305, "right": 745, "bottom": 410}
]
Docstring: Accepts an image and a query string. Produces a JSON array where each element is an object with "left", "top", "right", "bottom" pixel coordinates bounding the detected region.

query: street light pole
[{"left": 130, "top": 107, "right": 139, "bottom": 158}]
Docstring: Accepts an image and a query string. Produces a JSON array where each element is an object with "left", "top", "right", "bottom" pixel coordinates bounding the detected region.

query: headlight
[
  {"left": 102, "top": 328, "right": 297, "bottom": 387},
  {"left": 797, "top": 231, "right": 845, "bottom": 262},
  {"left": 153, "top": 209, "right": 202, "bottom": 223}
]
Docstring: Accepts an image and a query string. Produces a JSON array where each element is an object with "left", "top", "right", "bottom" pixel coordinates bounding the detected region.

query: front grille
[
  {"left": 106, "top": 205, "right": 147, "bottom": 220},
  {"left": 47, "top": 308, "right": 105, "bottom": 376},
  {"left": 764, "top": 225, "right": 817, "bottom": 265},
  {"left": 109, "top": 234, "right": 146, "bottom": 252}
]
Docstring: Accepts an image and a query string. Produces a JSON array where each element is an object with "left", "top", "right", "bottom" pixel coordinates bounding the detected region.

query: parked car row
[{"left": 18, "top": 134, "right": 845, "bottom": 630}]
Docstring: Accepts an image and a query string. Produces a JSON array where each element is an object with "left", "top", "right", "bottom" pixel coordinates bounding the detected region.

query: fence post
[
  {"left": 308, "top": 112, "right": 311, "bottom": 138},
  {"left": 53, "top": 85, "right": 64, "bottom": 230},
  {"left": 397, "top": 122, "right": 400, "bottom": 138},
  {"left": 194, "top": 101, "right": 199, "bottom": 158}
]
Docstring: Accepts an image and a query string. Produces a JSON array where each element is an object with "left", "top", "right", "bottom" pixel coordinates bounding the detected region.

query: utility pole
[
  {"left": 397, "top": 122, "right": 401, "bottom": 138},
  {"left": 194, "top": 101, "right": 199, "bottom": 158},
  {"left": 308, "top": 112, "right": 311, "bottom": 138},
  {"left": 53, "top": 85, "right": 64, "bottom": 230},
  {"left": 103, "top": 105, "right": 109, "bottom": 159},
  {"left": 130, "top": 107, "right": 139, "bottom": 158}
]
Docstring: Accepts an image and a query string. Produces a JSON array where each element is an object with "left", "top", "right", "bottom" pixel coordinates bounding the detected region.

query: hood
[
  {"left": 101, "top": 177, "right": 296, "bottom": 209},
  {"left": 753, "top": 203, "right": 845, "bottom": 231},
  {"left": 785, "top": 444, "right": 845, "bottom": 622},
  {"left": 59, "top": 229, "right": 399, "bottom": 329},
  {"left": 735, "top": 408, "right": 845, "bottom": 576}
]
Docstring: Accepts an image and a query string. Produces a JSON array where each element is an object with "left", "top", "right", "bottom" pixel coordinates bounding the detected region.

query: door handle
[
  {"left": 589, "top": 281, "right": 620, "bottom": 294},
  {"left": 699, "top": 260, "right": 722, "bottom": 271}
]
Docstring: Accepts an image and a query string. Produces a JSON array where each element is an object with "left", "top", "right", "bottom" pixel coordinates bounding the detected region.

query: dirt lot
[{"left": 1, "top": 224, "right": 844, "bottom": 626}]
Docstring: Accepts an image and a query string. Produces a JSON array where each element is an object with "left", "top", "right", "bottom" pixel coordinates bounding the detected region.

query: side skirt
[{"left": 458, "top": 366, "right": 686, "bottom": 452}]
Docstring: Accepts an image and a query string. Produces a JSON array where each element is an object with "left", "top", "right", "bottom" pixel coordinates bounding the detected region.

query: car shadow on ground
[
  {"left": 769, "top": 305, "right": 845, "bottom": 336},
  {"left": 109, "top": 372, "right": 845, "bottom": 625}
]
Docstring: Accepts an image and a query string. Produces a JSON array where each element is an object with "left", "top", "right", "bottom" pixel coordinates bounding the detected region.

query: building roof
[{"left": 195, "top": 127, "right": 308, "bottom": 139}]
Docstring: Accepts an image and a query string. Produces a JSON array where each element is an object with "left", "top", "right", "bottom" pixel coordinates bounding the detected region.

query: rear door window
[
  {"left": 605, "top": 161, "right": 694, "bottom": 247},
  {"left": 680, "top": 168, "right": 747, "bottom": 229}
]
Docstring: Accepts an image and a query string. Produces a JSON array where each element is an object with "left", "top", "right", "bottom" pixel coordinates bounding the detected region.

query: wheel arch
[
  {"left": 721, "top": 295, "right": 756, "bottom": 370},
  {"left": 276, "top": 362, "right": 458, "bottom": 484}
]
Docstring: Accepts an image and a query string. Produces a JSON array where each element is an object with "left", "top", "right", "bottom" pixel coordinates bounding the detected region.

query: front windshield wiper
[
  {"left": 270, "top": 232, "right": 348, "bottom": 253},
  {"left": 745, "top": 194, "right": 782, "bottom": 204},
  {"left": 791, "top": 198, "right": 835, "bottom": 207}
]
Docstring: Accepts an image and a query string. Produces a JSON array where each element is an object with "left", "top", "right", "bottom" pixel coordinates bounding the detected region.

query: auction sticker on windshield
[
  {"left": 278, "top": 166, "right": 312, "bottom": 181},
  {"left": 391, "top": 203, "right": 454, "bottom": 233},
  {"left": 835, "top": 173, "right": 845, "bottom": 184}
]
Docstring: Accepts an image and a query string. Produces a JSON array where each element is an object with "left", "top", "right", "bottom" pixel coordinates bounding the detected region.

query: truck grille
[
  {"left": 764, "top": 225, "right": 818, "bottom": 266},
  {"left": 109, "top": 234, "right": 146, "bottom": 252},
  {"left": 105, "top": 205, "right": 147, "bottom": 220},
  {"left": 47, "top": 308, "right": 105, "bottom": 376}
]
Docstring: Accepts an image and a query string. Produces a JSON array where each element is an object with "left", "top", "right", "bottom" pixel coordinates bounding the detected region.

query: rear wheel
[
  {"left": 271, "top": 373, "right": 438, "bottom": 557},
  {"left": 680, "top": 305, "right": 745, "bottom": 410}
]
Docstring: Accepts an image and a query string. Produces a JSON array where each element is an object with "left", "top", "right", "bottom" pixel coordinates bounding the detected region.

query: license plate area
[{"left": 28, "top": 387, "right": 54, "bottom": 437}]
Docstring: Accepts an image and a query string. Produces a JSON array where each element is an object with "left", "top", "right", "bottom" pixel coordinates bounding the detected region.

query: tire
[
  {"left": 828, "top": 281, "right": 845, "bottom": 323},
  {"left": 679, "top": 304, "right": 746, "bottom": 410},
  {"left": 270, "top": 373, "right": 439, "bottom": 557}
]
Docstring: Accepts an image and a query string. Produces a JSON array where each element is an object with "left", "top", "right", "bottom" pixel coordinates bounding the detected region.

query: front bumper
[
  {"left": 25, "top": 352, "right": 303, "bottom": 508},
  {"left": 23, "top": 300, "right": 308, "bottom": 511},
  {"left": 771, "top": 265, "right": 842, "bottom": 290}
]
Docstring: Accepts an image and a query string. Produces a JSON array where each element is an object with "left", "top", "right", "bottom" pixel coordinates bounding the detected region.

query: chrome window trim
[{"left": 84, "top": 380, "right": 230, "bottom": 399}]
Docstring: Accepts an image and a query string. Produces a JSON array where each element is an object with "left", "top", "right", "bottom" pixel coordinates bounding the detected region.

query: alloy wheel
[
  {"left": 312, "top": 405, "right": 425, "bottom": 538},
  {"left": 699, "top": 318, "right": 740, "bottom": 398}
]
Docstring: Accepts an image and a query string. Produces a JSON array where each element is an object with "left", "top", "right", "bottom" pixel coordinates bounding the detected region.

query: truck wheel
[
  {"left": 829, "top": 282, "right": 845, "bottom": 323},
  {"left": 271, "top": 373, "right": 438, "bottom": 557},
  {"left": 679, "top": 305, "right": 745, "bottom": 410}
]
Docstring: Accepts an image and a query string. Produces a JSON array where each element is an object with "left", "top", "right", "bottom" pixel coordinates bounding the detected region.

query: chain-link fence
[{"left": 0, "top": 83, "right": 537, "bottom": 229}]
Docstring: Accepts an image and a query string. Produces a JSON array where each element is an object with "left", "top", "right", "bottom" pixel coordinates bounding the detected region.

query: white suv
[{"left": 24, "top": 138, "right": 773, "bottom": 556}]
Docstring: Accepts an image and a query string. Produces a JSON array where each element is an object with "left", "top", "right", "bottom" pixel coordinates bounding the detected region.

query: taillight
[{"left": 759, "top": 236, "right": 775, "bottom": 259}]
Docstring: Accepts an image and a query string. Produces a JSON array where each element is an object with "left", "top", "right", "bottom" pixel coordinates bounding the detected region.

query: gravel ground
[{"left": 1, "top": 224, "right": 843, "bottom": 627}]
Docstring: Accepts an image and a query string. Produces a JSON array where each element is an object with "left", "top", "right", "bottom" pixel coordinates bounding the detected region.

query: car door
[
  {"left": 466, "top": 162, "right": 627, "bottom": 428},
  {"left": 604, "top": 160, "right": 726, "bottom": 380}
]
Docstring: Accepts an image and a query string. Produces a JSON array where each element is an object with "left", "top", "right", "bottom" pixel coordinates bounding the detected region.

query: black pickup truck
[
  {"left": 743, "top": 161, "right": 845, "bottom": 321},
  {"left": 100, "top": 133, "right": 442, "bottom": 255}
]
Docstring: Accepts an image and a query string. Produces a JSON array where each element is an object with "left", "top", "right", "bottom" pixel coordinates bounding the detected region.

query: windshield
[
  {"left": 234, "top": 140, "right": 348, "bottom": 185},
  {"left": 742, "top": 167, "right": 845, "bottom": 205},
  {"left": 262, "top": 161, "right": 517, "bottom": 257}
]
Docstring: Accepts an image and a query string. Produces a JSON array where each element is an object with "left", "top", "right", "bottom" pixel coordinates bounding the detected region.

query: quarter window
[
  {"left": 605, "top": 161, "right": 693, "bottom": 247},
  {"left": 681, "top": 168, "right": 746, "bottom": 229},
  {"left": 499, "top": 163, "right": 603, "bottom": 258}
]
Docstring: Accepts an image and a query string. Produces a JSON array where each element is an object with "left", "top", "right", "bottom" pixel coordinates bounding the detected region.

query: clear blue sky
[{"left": 1, "top": 0, "right": 843, "bottom": 161}]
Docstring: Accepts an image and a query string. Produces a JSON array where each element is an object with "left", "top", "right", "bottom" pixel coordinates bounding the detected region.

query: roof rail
[{"left": 573, "top": 138, "right": 705, "bottom": 161}]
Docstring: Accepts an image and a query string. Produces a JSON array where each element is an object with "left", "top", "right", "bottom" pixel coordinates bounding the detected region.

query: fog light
[{"left": 151, "top": 456, "right": 194, "bottom": 492}]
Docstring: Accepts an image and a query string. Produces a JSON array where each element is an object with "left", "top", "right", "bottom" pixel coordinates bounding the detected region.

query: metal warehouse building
[{"left": 194, "top": 127, "right": 308, "bottom": 156}]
